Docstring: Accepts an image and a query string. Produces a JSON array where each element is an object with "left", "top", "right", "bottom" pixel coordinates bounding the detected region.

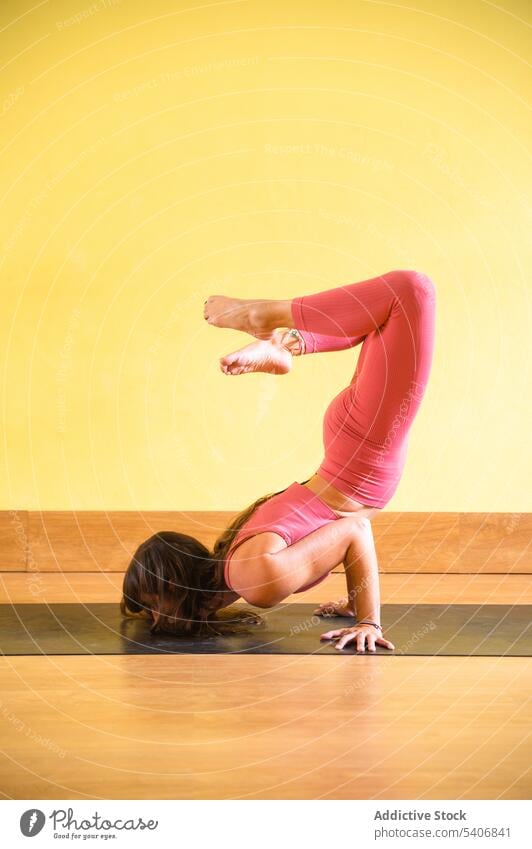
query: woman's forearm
[
  {"left": 343, "top": 520, "right": 381, "bottom": 623},
  {"left": 318, "top": 522, "right": 395, "bottom": 652}
]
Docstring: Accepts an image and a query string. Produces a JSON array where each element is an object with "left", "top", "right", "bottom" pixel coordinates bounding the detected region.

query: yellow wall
[{"left": 1, "top": 0, "right": 530, "bottom": 511}]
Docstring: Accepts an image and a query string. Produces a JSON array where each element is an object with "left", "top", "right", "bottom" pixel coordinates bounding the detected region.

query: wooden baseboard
[{"left": 0, "top": 510, "right": 530, "bottom": 574}]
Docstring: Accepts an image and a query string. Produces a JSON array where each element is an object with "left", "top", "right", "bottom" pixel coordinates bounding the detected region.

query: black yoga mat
[{"left": 0, "top": 603, "right": 530, "bottom": 656}]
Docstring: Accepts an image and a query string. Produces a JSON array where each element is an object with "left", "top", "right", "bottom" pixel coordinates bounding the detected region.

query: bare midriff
[{"left": 302, "top": 474, "right": 382, "bottom": 520}]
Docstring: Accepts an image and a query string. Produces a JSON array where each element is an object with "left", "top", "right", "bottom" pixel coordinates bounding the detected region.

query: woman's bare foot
[
  {"left": 220, "top": 337, "right": 293, "bottom": 375},
  {"left": 204, "top": 295, "right": 292, "bottom": 340}
]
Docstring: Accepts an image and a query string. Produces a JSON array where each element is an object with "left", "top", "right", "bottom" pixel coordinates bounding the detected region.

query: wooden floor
[{"left": 0, "top": 573, "right": 530, "bottom": 800}]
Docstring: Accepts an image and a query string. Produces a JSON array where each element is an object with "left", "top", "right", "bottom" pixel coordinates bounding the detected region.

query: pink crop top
[{"left": 223, "top": 481, "right": 339, "bottom": 595}]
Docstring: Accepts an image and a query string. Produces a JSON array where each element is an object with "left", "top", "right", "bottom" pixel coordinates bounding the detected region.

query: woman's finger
[
  {"left": 356, "top": 632, "right": 367, "bottom": 652},
  {"left": 377, "top": 637, "right": 395, "bottom": 650},
  {"left": 320, "top": 628, "right": 346, "bottom": 641},
  {"left": 314, "top": 603, "right": 334, "bottom": 615},
  {"left": 335, "top": 631, "right": 356, "bottom": 650},
  {"left": 366, "top": 635, "right": 377, "bottom": 653}
]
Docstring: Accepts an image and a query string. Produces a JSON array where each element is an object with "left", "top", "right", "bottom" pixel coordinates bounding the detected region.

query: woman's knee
[{"left": 396, "top": 269, "right": 436, "bottom": 304}]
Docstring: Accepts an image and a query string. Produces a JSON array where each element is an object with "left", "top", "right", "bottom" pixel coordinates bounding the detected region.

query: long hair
[{"left": 120, "top": 481, "right": 298, "bottom": 637}]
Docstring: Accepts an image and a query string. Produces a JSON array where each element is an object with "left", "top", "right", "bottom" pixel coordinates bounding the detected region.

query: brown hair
[{"left": 120, "top": 482, "right": 295, "bottom": 638}]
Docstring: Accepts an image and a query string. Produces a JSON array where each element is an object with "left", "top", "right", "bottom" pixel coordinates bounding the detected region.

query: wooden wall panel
[
  {"left": 370, "top": 512, "right": 532, "bottom": 573},
  {"left": 369, "top": 512, "right": 461, "bottom": 572},
  {"left": 26, "top": 510, "right": 234, "bottom": 572},
  {"left": 0, "top": 511, "right": 28, "bottom": 571},
  {"left": 0, "top": 511, "right": 529, "bottom": 573},
  {"left": 455, "top": 513, "right": 531, "bottom": 573}
]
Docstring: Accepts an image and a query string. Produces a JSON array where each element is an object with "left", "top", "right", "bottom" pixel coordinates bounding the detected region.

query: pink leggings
[{"left": 291, "top": 269, "right": 436, "bottom": 508}]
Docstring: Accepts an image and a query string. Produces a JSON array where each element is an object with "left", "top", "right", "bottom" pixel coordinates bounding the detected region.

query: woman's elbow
[
  {"left": 242, "top": 586, "right": 284, "bottom": 608},
  {"left": 241, "top": 555, "right": 287, "bottom": 607},
  {"left": 245, "top": 591, "right": 279, "bottom": 609},
  {"left": 345, "top": 514, "right": 373, "bottom": 540}
]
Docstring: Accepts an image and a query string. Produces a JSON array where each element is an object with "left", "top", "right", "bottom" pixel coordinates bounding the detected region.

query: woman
[{"left": 122, "top": 269, "right": 436, "bottom": 652}]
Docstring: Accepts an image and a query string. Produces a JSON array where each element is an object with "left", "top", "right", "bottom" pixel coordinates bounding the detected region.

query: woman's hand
[
  {"left": 313, "top": 599, "right": 354, "bottom": 617},
  {"left": 320, "top": 624, "right": 395, "bottom": 652}
]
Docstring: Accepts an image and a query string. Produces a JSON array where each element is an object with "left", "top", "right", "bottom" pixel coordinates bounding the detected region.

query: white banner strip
[{"left": 2, "top": 799, "right": 530, "bottom": 848}]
